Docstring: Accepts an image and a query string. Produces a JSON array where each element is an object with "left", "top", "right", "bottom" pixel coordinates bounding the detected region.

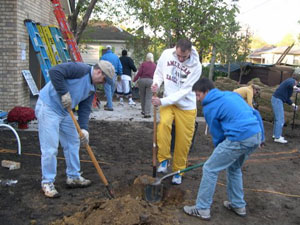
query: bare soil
[{"left": 0, "top": 120, "right": 300, "bottom": 225}]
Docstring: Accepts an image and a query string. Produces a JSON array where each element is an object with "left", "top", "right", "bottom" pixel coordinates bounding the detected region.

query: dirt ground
[{"left": 1, "top": 119, "right": 300, "bottom": 225}]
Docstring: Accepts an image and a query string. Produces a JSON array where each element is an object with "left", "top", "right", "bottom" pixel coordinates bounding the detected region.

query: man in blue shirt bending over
[
  {"left": 183, "top": 77, "right": 264, "bottom": 220},
  {"left": 35, "top": 61, "right": 115, "bottom": 198}
]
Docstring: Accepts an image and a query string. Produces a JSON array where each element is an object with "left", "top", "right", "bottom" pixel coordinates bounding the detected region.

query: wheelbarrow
[{"left": 144, "top": 162, "right": 205, "bottom": 203}]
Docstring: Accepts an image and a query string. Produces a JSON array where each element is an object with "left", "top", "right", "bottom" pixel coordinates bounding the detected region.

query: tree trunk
[
  {"left": 208, "top": 45, "right": 216, "bottom": 80},
  {"left": 238, "top": 65, "right": 245, "bottom": 84},
  {"left": 67, "top": 0, "right": 99, "bottom": 44},
  {"left": 227, "top": 61, "right": 231, "bottom": 78}
]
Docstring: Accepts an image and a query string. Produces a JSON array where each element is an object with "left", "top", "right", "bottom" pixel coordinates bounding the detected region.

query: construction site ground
[{"left": 0, "top": 101, "right": 300, "bottom": 225}]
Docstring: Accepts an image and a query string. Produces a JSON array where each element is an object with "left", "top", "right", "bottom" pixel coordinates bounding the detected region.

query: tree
[
  {"left": 250, "top": 35, "right": 268, "bottom": 50},
  {"left": 124, "top": 0, "right": 241, "bottom": 63},
  {"left": 68, "top": 0, "right": 102, "bottom": 44},
  {"left": 276, "top": 33, "right": 296, "bottom": 47}
]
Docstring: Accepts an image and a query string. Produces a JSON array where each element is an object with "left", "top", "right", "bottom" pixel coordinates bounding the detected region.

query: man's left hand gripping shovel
[{"left": 68, "top": 109, "right": 114, "bottom": 199}]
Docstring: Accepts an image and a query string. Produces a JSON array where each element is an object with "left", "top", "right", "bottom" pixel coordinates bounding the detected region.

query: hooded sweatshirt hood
[{"left": 203, "top": 88, "right": 264, "bottom": 146}]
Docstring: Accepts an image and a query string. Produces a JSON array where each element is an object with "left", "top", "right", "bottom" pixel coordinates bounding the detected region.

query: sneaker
[
  {"left": 157, "top": 160, "right": 168, "bottom": 173},
  {"left": 183, "top": 205, "right": 211, "bottom": 220},
  {"left": 223, "top": 201, "right": 246, "bottom": 217},
  {"left": 272, "top": 135, "right": 286, "bottom": 139},
  {"left": 274, "top": 136, "right": 288, "bottom": 144},
  {"left": 172, "top": 174, "right": 182, "bottom": 185},
  {"left": 42, "top": 182, "right": 60, "bottom": 198},
  {"left": 129, "top": 100, "right": 136, "bottom": 106},
  {"left": 66, "top": 176, "right": 91, "bottom": 188},
  {"left": 104, "top": 106, "right": 114, "bottom": 111}
]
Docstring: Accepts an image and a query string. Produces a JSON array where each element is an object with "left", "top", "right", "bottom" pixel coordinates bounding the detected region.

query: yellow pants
[{"left": 157, "top": 105, "right": 196, "bottom": 172}]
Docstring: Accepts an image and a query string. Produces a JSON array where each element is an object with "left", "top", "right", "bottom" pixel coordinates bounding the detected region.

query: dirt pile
[{"left": 50, "top": 175, "right": 182, "bottom": 225}]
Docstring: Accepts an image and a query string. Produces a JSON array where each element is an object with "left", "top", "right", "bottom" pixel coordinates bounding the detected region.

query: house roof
[
  {"left": 81, "top": 22, "right": 133, "bottom": 42},
  {"left": 261, "top": 46, "right": 300, "bottom": 55},
  {"left": 248, "top": 45, "right": 275, "bottom": 58}
]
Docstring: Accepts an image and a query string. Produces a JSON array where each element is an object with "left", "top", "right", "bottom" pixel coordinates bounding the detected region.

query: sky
[{"left": 235, "top": 0, "right": 300, "bottom": 44}]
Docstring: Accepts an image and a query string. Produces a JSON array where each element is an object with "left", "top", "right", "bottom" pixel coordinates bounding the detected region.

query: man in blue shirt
[
  {"left": 271, "top": 70, "right": 300, "bottom": 143},
  {"left": 100, "top": 45, "right": 123, "bottom": 111},
  {"left": 183, "top": 77, "right": 264, "bottom": 220},
  {"left": 35, "top": 61, "right": 115, "bottom": 198}
]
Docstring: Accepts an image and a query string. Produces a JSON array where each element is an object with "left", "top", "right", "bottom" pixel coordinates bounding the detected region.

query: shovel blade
[{"left": 144, "top": 184, "right": 164, "bottom": 203}]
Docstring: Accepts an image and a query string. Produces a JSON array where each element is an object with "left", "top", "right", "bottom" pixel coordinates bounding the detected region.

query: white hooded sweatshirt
[{"left": 153, "top": 46, "right": 202, "bottom": 110}]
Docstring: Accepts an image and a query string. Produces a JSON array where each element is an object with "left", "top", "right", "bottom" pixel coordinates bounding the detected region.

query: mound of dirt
[{"left": 50, "top": 175, "right": 182, "bottom": 225}]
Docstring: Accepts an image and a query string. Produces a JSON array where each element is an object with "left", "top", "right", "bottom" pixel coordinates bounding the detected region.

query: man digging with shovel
[
  {"left": 35, "top": 61, "right": 115, "bottom": 198},
  {"left": 183, "top": 77, "right": 264, "bottom": 220}
]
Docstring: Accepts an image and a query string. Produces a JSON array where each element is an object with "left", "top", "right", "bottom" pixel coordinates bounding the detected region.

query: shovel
[
  {"left": 68, "top": 109, "right": 114, "bottom": 199},
  {"left": 152, "top": 103, "right": 158, "bottom": 178},
  {"left": 145, "top": 162, "right": 205, "bottom": 203}
]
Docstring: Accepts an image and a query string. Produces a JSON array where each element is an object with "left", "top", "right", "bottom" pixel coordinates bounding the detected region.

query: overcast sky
[{"left": 235, "top": 0, "right": 300, "bottom": 44}]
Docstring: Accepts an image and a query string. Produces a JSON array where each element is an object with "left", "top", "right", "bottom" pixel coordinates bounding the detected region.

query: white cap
[{"left": 106, "top": 45, "right": 112, "bottom": 50}]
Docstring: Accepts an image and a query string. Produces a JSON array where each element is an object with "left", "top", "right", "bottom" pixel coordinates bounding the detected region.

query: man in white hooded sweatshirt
[{"left": 151, "top": 39, "right": 202, "bottom": 184}]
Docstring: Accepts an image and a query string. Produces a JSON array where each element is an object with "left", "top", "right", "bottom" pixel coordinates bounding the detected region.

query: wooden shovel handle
[
  {"left": 152, "top": 93, "right": 158, "bottom": 177},
  {"left": 68, "top": 109, "right": 109, "bottom": 186}
]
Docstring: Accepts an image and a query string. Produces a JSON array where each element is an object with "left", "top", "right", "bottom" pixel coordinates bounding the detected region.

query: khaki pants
[{"left": 157, "top": 105, "right": 196, "bottom": 172}]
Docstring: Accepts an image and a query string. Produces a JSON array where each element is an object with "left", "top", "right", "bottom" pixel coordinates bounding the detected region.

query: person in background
[
  {"left": 117, "top": 50, "right": 137, "bottom": 106},
  {"left": 35, "top": 61, "right": 115, "bottom": 198},
  {"left": 234, "top": 84, "right": 260, "bottom": 108},
  {"left": 271, "top": 69, "right": 300, "bottom": 143},
  {"left": 133, "top": 52, "right": 156, "bottom": 118},
  {"left": 151, "top": 39, "right": 202, "bottom": 185},
  {"left": 183, "top": 77, "right": 264, "bottom": 220},
  {"left": 100, "top": 45, "right": 123, "bottom": 111}
]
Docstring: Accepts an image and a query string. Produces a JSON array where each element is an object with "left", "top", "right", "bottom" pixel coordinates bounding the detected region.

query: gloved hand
[
  {"left": 292, "top": 103, "right": 298, "bottom": 111},
  {"left": 61, "top": 92, "right": 72, "bottom": 109},
  {"left": 151, "top": 83, "right": 158, "bottom": 93},
  {"left": 117, "top": 75, "right": 121, "bottom": 82},
  {"left": 80, "top": 129, "right": 89, "bottom": 145}
]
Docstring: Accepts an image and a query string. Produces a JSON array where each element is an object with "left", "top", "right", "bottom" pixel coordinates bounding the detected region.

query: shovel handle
[
  {"left": 68, "top": 109, "right": 109, "bottom": 186},
  {"left": 178, "top": 162, "right": 205, "bottom": 174}
]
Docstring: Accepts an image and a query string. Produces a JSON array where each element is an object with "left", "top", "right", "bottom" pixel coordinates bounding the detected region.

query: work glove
[
  {"left": 80, "top": 129, "right": 89, "bottom": 145},
  {"left": 292, "top": 103, "right": 298, "bottom": 111},
  {"left": 61, "top": 92, "right": 72, "bottom": 109}
]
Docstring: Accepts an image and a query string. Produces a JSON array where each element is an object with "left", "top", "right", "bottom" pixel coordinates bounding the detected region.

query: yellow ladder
[
  {"left": 37, "top": 24, "right": 56, "bottom": 66},
  {"left": 43, "top": 25, "right": 62, "bottom": 65}
]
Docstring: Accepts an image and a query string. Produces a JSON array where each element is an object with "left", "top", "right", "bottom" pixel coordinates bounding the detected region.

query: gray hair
[{"left": 146, "top": 52, "right": 154, "bottom": 62}]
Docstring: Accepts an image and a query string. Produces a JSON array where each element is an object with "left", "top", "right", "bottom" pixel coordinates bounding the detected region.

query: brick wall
[{"left": 0, "top": 0, "right": 57, "bottom": 111}]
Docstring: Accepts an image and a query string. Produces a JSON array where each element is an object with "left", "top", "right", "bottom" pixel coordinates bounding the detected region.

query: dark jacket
[
  {"left": 119, "top": 55, "right": 137, "bottom": 77},
  {"left": 273, "top": 78, "right": 296, "bottom": 105},
  {"left": 39, "top": 62, "right": 95, "bottom": 130}
]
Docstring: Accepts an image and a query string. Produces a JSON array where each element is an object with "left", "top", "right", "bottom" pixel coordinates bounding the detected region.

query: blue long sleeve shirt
[
  {"left": 100, "top": 50, "right": 123, "bottom": 76},
  {"left": 38, "top": 62, "right": 95, "bottom": 130},
  {"left": 202, "top": 88, "right": 265, "bottom": 147},
  {"left": 273, "top": 78, "right": 296, "bottom": 105}
]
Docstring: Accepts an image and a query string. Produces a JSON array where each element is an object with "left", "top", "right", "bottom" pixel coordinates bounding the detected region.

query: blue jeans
[
  {"left": 35, "top": 99, "right": 81, "bottom": 184},
  {"left": 195, "top": 133, "right": 261, "bottom": 209},
  {"left": 271, "top": 96, "right": 284, "bottom": 138},
  {"left": 104, "top": 77, "right": 116, "bottom": 109}
]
